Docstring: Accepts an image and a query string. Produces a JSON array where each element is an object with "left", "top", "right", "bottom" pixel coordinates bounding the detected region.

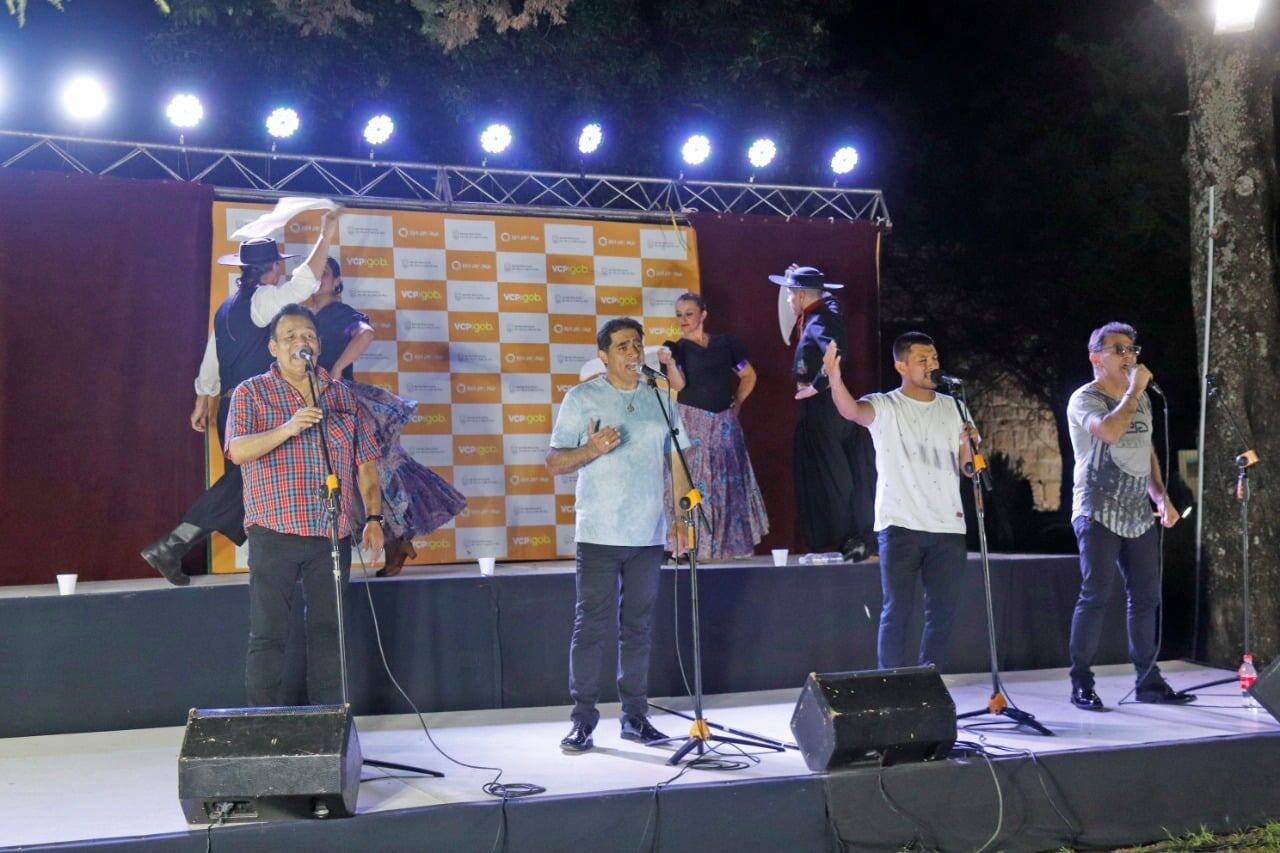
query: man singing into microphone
[
  {"left": 225, "top": 303, "right": 383, "bottom": 706},
  {"left": 546, "top": 318, "right": 691, "bottom": 752},
  {"left": 1065, "top": 322, "right": 1189, "bottom": 709},
  {"left": 823, "top": 333, "right": 976, "bottom": 671}
]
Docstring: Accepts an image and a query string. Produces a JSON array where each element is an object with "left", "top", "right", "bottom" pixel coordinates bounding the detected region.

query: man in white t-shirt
[{"left": 823, "top": 332, "right": 976, "bottom": 670}]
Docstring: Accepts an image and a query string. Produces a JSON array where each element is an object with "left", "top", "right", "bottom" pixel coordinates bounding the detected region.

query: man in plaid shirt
[{"left": 226, "top": 303, "right": 383, "bottom": 706}]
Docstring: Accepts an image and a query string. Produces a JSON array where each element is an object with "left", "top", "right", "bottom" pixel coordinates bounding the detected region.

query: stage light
[
  {"left": 266, "top": 107, "right": 299, "bottom": 139},
  {"left": 747, "top": 138, "right": 776, "bottom": 169},
  {"left": 364, "top": 114, "right": 394, "bottom": 146},
  {"left": 1215, "top": 0, "right": 1260, "bottom": 33},
  {"left": 60, "top": 75, "right": 107, "bottom": 121},
  {"left": 578, "top": 123, "right": 603, "bottom": 155},
  {"left": 681, "top": 134, "right": 711, "bottom": 166},
  {"left": 165, "top": 94, "right": 203, "bottom": 130},
  {"left": 480, "top": 123, "right": 512, "bottom": 155},
  {"left": 831, "top": 146, "right": 859, "bottom": 175}
]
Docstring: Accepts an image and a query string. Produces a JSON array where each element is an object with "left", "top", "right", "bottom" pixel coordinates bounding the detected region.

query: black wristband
[{"left": 365, "top": 514, "right": 384, "bottom": 524}]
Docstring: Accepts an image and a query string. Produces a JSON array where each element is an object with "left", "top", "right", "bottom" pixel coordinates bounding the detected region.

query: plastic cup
[
  {"left": 771, "top": 549, "right": 789, "bottom": 567},
  {"left": 478, "top": 557, "right": 497, "bottom": 575},
  {"left": 57, "top": 573, "right": 78, "bottom": 595}
]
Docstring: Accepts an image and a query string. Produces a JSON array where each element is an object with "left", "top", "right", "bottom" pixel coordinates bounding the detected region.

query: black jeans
[
  {"left": 568, "top": 543, "right": 664, "bottom": 728},
  {"left": 182, "top": 397, "right": 248, "bottom": 545},
  {"left": 876, "top": 526, "right": 966, "bottom": 670},
  {"left": 1068, "top": 517, "right": 1162, "bottom": 688},
  {"left": 245, "top": 525, "right": 351, "bottom": 706}
]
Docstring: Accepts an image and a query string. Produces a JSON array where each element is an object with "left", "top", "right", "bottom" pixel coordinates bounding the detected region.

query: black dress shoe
[
  {"left": 620, "top": 715, "right": 668, "bottom": 745},
  {"left": 1070, "top": 685, "right": 1104, "bottom": 710},
  {"left": 1135, "top": 680, "right": 1196, "bottom": 704},
  {"left": 140, "top": 522, "right": 208, "bottom": 586},
  {"left": 560, "top": 722, "right": 594, "bottom": 752}
]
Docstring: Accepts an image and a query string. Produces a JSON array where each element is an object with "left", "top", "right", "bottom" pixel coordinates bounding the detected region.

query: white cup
[
  {"left": 57, "top": 573, "right": 78, "bottom": 595},
  {"left": 771, "top": 549, "right": 789, "bottom": 567},
  {"left": 478, "top": 557, "right": 497, "bottom": 576}
]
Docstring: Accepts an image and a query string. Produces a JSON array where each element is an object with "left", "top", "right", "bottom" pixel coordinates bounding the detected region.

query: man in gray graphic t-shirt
[{"left": 1065, "top": 321, "right": 1191, "bottom": 710}]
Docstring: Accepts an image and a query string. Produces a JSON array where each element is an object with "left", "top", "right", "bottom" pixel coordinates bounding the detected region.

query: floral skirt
[
  {"left": 347, "top": 381, "right": 467, "bottom": 540},
  {"left": 670, "top": 403, "right": 769, "bottom": 559}
]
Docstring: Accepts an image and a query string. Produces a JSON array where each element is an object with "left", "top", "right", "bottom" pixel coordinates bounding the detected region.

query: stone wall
[{"left": 969, "top": 382, "right": 1062, "bottom": 511}]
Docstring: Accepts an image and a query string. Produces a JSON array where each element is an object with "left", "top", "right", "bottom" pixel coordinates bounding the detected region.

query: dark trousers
[
  {"left": 245, "top": 526, "right": 351, "bottom": 706},
  {"left": 568, "top": 543, "right": 664, "bottom": 728},
  {"left": 793, "top": 392, "right": 876, "bottom": 552},
  {"left": 876, "top": 526, "right": 966, "bottom": 670},
  {"left": 182, "top": 398, "right": 248, "bottom": 545},
  {"left": 1068, "top": 517, "right": 1162, "bottom": 688}
]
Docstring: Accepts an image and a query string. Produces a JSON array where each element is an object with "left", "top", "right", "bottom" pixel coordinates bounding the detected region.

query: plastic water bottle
[
  {"left": 1239, "top": 655, "right": 1260, "bottom": 709},
  {"left": 798, "top": 552, "right": 844, "bottom": 565}
]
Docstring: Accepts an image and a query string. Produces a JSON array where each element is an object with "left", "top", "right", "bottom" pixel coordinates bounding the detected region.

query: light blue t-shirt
[{"left": 550, "top": 376, "right": 689, "bottom": 547}]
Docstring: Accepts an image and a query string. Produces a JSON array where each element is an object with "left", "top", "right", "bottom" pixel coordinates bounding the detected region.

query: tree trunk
[{"left": 1167, "top": 7, "right": 1280, "bottom": 664}]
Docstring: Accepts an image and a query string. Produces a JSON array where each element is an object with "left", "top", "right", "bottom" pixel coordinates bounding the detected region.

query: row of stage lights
[{"left": 57, "top": 76, "right": 861, "bottom": 175}]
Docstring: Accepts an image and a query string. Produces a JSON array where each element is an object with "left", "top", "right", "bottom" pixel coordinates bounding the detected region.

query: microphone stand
[
  {"left": 302, "top": 355, "right": 443, "bottom": 780},
  {"left": 1185, "top": 382, "right": 1260, "bottom": 693},
  {"left": 945, "top": 381, "right": 1052, "bottom": 736},
  {"left": 642, "top": 370, "right": 786, "bottom": 764}
]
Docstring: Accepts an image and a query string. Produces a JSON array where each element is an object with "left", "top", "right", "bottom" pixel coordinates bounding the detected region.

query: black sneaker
[
  {"left": 1135, "top": 680, "right": 1195, "bottom": 704},
  {"left": 560, "top": 722, "right": 594, "bottom": 752},
  {"left": 620, "top": 715, "right": 668, "bottom": 745}
]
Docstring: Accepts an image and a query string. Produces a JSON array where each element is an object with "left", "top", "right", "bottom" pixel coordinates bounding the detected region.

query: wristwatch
[{"left": 365, "top": 514, "right": 384, "bottom": 525}]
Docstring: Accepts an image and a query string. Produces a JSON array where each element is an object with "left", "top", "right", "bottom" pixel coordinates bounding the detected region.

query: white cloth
[
  {"left": 863, "top": 388, "right": 967, "bottom": 535},
  {"left": 192, "top": 265, "right": 321, "bottom": 395},
  {"left": 229, "top": 197, "right": 337, "bottom": 241}
]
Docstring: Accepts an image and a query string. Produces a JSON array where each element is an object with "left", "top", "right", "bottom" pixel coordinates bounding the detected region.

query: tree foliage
[{"left": 6, "top": 0, "right": 170, "bottom": 27}]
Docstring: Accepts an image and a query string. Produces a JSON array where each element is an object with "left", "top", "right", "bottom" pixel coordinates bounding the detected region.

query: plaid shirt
[{"left": 226, "top": 365, "right": 378, "bottom": 538}]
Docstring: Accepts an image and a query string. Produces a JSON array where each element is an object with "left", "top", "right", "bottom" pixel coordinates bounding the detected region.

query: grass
[{"left": 1106, "top": 822, "right": 1280, "bottom": 851}]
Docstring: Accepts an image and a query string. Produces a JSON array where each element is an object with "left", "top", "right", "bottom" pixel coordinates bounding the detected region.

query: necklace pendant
[{"left": 627, "top": 402, "right": 635, "bottom": 413}]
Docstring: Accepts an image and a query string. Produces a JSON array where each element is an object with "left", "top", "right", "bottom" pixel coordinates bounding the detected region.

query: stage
[
  {"left": 0, "top": 554, "right": 1148, "bottom": 738},
  {"left": 2, "top": 662, "right": 1278, "bottom": 852}
]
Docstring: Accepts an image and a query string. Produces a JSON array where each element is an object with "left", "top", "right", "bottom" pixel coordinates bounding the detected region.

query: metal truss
[{"left": 0, "top": 130, "right": 890, "bottom": 226}]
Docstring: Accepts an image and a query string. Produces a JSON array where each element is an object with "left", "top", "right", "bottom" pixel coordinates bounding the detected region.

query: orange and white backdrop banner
[{"left": 208, "top": 202, "right": 700, "bottom": 572}]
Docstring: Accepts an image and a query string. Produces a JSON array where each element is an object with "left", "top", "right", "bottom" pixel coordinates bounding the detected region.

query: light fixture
[
  {"left": 1214, "top": 0, "right": 1260, "bottom": 33},
  {"left": 681, "top": 134, "right": 711, "bottom": 166},
  {"left": 266, "top": 107, "right": 299, "bottom": 139},
  {"left": 747, "top": 138, "right": 777, "bottom": 169},
  {"left": 60, "top": 75, "right": 108, "bottom": 122},
  {"left": 830, "top": 146, "right": 859, "bottom": 176},
  {"left": 165, "top": 94, "right": 203, "bottom": 130},
  {"left": 578, "top": 123, "right": 603, "bottom": 155},
  {"left": 363, "top": 114, "right": 394, "bottom": 146},
  {"left": 480, "top": 123, "right": 512, "bottom": 155}
]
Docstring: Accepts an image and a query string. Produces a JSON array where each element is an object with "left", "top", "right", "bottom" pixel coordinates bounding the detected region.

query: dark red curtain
[
  {"left": 690, "top": 212, "right": 882, "bottom": 552},
  {"left": 0, "top": 170, "right": 213, "bottom": 584}
]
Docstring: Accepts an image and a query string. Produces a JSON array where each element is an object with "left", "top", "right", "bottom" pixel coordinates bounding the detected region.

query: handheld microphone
[
  {"left": 1123, "top": 363, "right": 1162, "bottom": 396},
  {"left": 296, "top": 346, "right": 315, "bottom": 370},
  {"left": 638, "top": 363, "right": 665, "bottom": 381},
  {"left": 929, "top": 369, "right": 964, "bottom": 387}
]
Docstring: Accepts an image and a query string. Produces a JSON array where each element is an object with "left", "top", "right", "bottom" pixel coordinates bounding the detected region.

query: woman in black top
[
  {"left": 664, "top": 292, "right": 769, "bottom": 559},
  {"left": 305, "top": 258, "right": 466, "bottom": 576}
]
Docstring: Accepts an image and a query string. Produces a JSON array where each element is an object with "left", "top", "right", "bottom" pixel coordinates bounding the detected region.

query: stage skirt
[
  {"left": 347, "top": 381, "right": 467, "bottom": 539},
  {"left": 670, "top": 403, "right": 769, "bottom": 559}
]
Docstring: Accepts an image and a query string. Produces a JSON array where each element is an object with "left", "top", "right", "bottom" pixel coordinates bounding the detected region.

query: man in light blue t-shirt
[{"left": 547, "top": 318, "right": 691, "bottom": 752}]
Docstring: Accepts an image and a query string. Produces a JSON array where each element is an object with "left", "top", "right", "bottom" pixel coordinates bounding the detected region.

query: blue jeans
[
  {"left": 568, "top": 543, "right": 664, "bottom": 728},
  {"left": 876, "top": 526, "right": 966, "bottom": 670},
  {"left": 1068, "top": 517, "right": 1162, "bottom": 688}
]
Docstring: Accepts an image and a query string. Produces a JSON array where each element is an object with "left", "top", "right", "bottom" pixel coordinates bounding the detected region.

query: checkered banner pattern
[{"left": 208, "top": 201, "right": 701, "bottom": 572}]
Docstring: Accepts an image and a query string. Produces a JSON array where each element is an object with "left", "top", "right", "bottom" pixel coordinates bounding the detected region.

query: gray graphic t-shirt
[{"left": 1067, "top": 383, "right": 1154, "bottom": 538}]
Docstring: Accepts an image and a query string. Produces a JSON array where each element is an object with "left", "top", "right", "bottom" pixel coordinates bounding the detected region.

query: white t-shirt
[{"left": 864, "top": 388, "right": 967, "bottom": 535}]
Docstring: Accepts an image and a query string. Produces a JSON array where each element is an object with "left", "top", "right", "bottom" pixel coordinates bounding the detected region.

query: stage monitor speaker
[
  {"left": 790, "top": 666, "right": 956, "bottom": 771},
  {"left": 178, "top": 704, "right": 361, "bottom": 824},
  {"left": 1248, "top": 656, "right": 1280, "bottom": 722}
]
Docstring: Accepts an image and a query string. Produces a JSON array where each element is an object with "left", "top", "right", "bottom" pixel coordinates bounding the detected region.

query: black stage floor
[{"left": 2, "top": 554, "right": 1146, "bottom": 739}]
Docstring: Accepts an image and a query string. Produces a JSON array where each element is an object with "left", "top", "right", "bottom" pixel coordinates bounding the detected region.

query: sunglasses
[{"left": 1092, "top": 344, "right": 1142, "bottom": 356}]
